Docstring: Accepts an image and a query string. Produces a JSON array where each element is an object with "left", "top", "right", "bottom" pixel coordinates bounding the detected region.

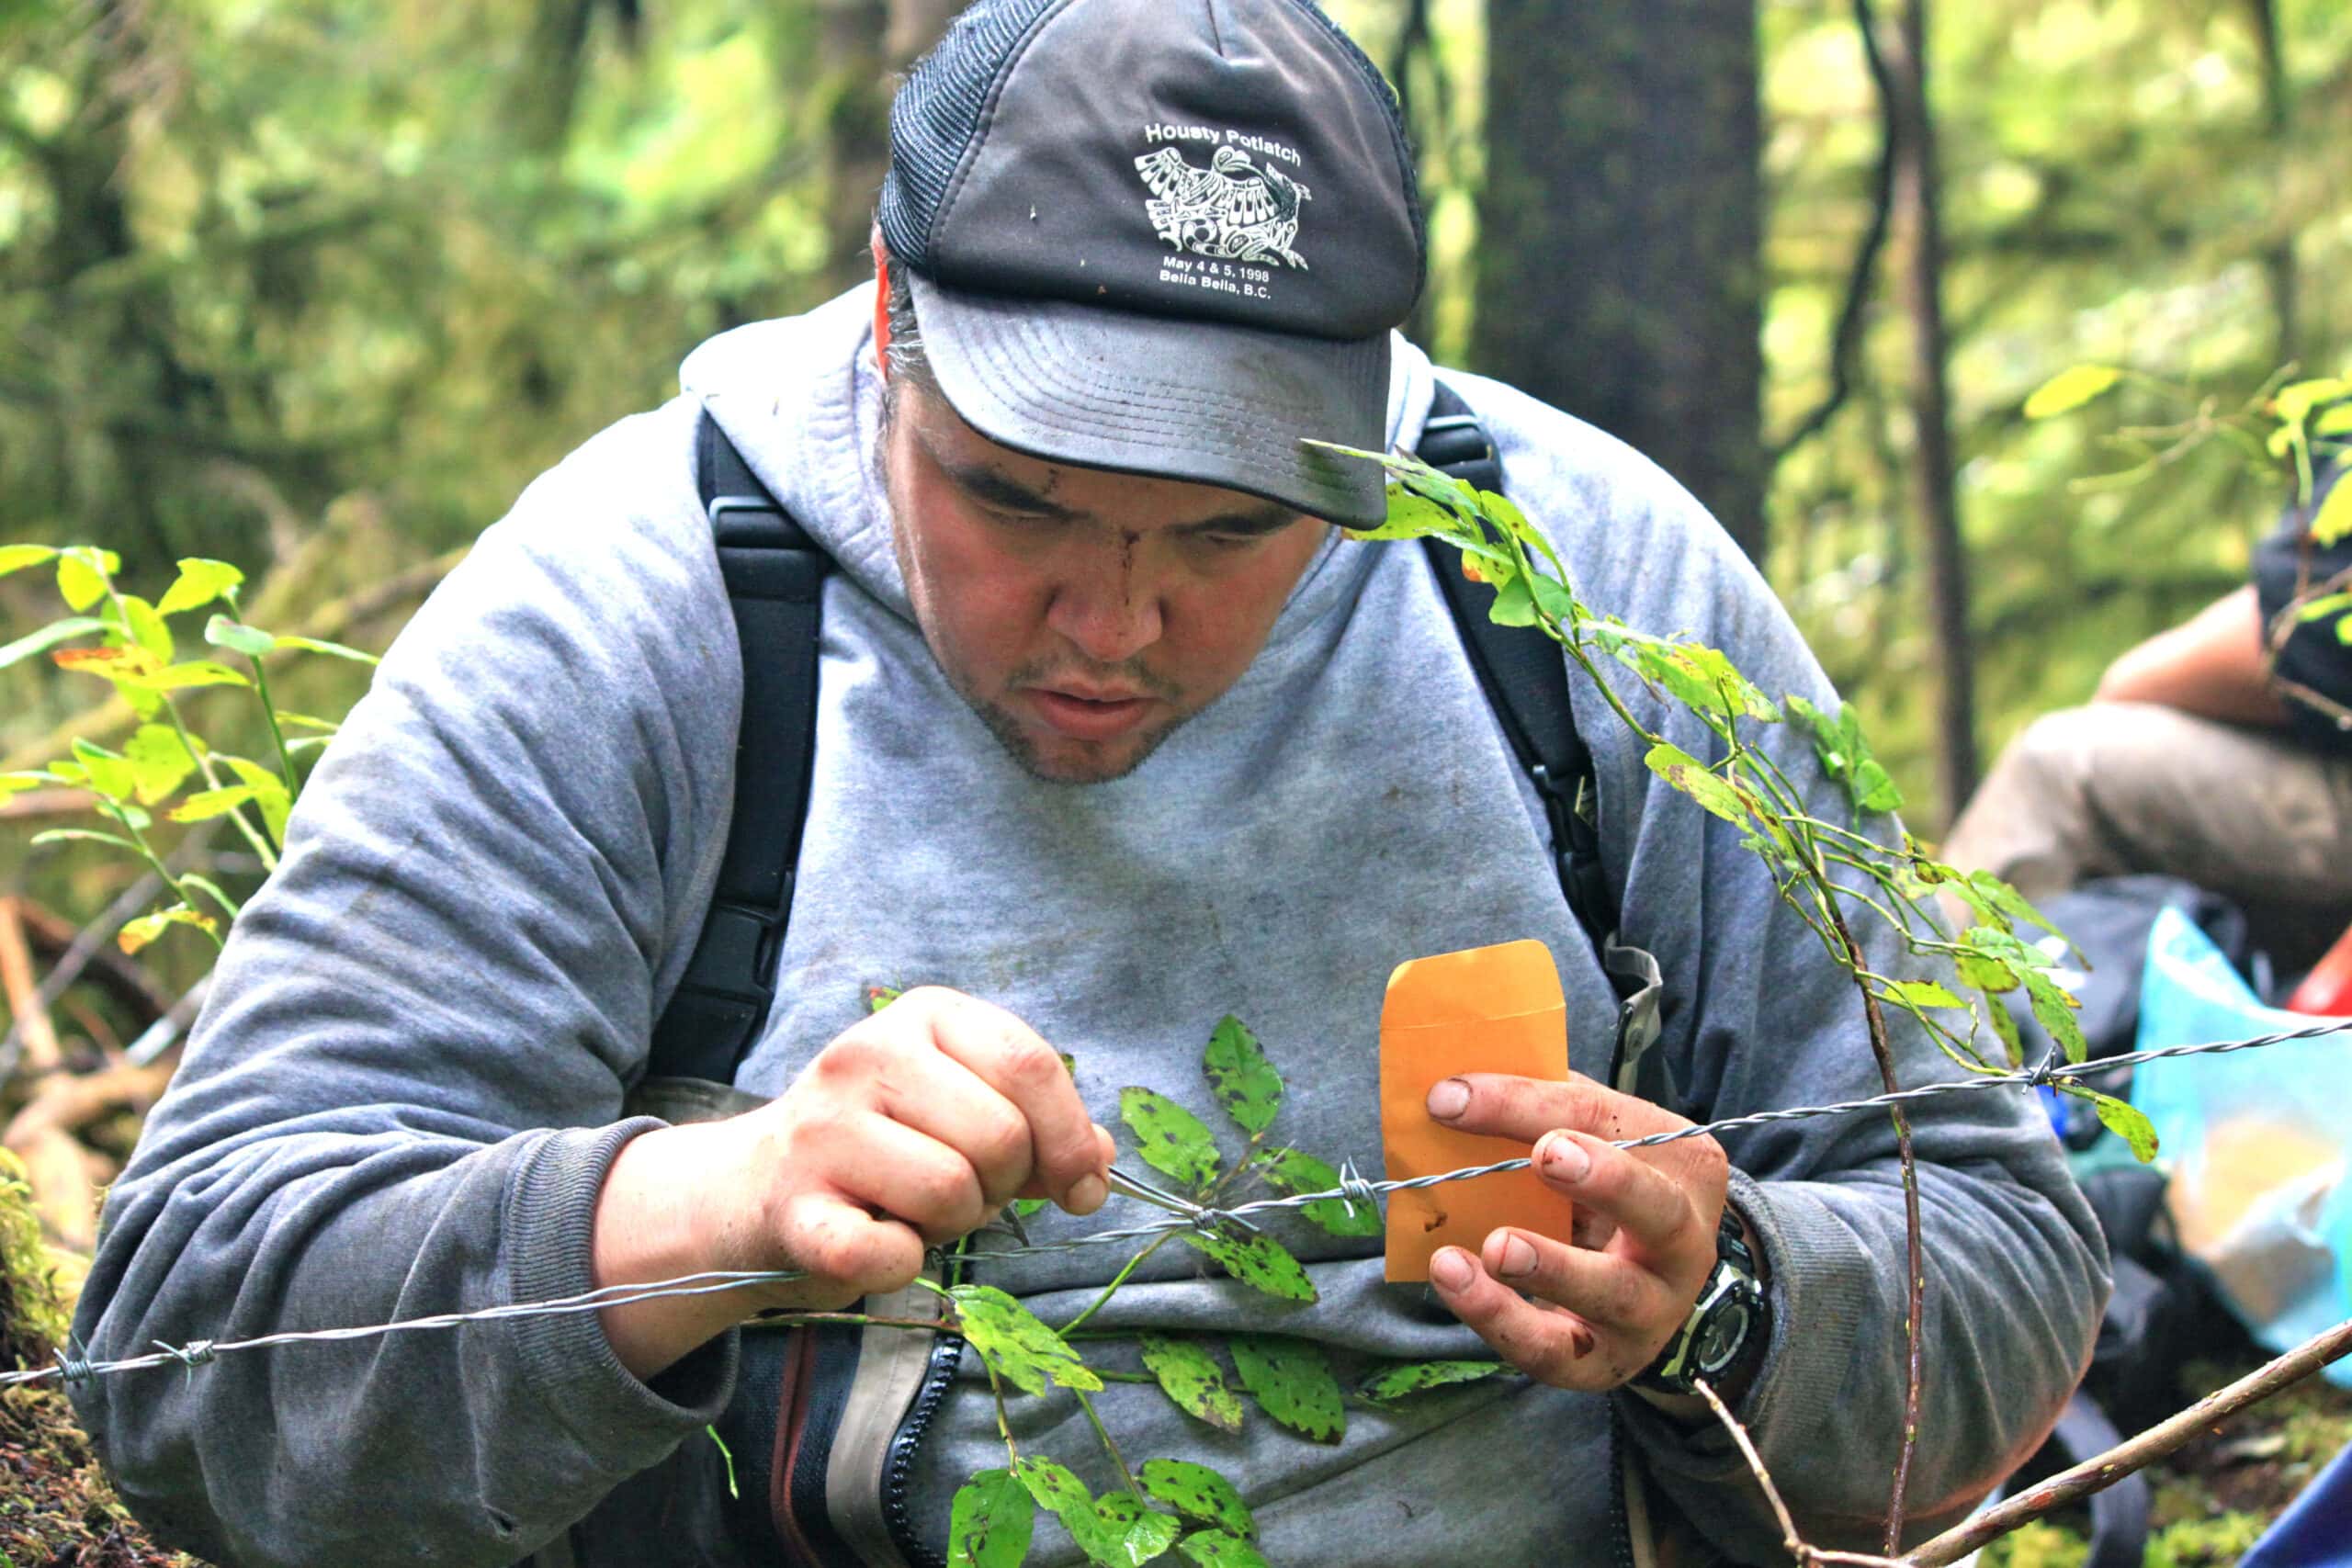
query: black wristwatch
[{"left": 1634, "top": 1205, "right": 1770, "bottom": 1396}]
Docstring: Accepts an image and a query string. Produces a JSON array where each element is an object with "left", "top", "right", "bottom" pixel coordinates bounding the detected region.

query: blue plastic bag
[{"left": 2132, "top": 908, "right": 2352, "bottom": 1385}]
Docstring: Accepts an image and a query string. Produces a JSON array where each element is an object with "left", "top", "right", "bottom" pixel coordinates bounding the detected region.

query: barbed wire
[{"left": 8, "top": 1018, "right": 2348, "bottom": 1392}]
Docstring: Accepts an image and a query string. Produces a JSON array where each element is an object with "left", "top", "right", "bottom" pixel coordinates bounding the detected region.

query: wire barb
[{"left": 9, "top": 1018, "right": 2346, "bottom": 1393}]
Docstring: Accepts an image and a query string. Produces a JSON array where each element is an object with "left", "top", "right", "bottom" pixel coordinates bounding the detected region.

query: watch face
[{"left": 1696, "top": 1299, "right": 1753, "bottom": 1374}]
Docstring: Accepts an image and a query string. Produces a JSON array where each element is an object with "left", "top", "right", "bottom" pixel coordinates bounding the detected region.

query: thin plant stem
[
  {"left": 1060, "top": 1231, "right": 1176, "bottom": 1337},
  {"left": 227, "top": 591, "right": 300, "bottom": 796},
  {"left": 1076, "top": 1389, "right": 1143, "bottom": 1500},
  {"left": 984, "top": 1359, "right": 1021, "bottom": 1470}
]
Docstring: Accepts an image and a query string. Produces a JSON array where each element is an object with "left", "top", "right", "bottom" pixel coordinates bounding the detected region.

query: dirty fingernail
[
  {"left": 1430, "top": 1248, "right": 1475, "bottom": 1292},
  {"left": 1570, "top": 1325, "right": 1596, "bottom": 1359},
  {"left": 1066, "top": 1173, "right": 1107, "bottom": 1214},
  {"left": 1497, "top": 1235, "right": 1537, "bottom": 1278},
  {"left": 1427, "top": 1078, "right": 1471, "bottom": 1120},
  {"left": 1540, "top": 1135, "right": 1590, "bottom": 1184}
]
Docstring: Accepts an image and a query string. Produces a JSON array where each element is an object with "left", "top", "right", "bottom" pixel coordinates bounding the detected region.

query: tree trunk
[
  {"left": 1882, "top": 0, "right": 1977, "bottom": 822},
  {"left": 1472, "top": 0, "right": 1765, "bottom": 559},
  {"left": 2248, "top": 0, "right": 2298, "bottom": 369},
  {"left": 815, "top": 0, "right": 958, "bottom": 296}
]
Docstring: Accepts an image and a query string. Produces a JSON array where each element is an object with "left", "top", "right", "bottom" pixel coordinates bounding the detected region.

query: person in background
[{"left": 1943, "top": 445, "right": 2352, "bottom": 972}]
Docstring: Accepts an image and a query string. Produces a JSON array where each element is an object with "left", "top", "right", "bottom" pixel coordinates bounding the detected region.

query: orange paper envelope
[{"left": 1379, "top": 939, "right": 1577, "bottom": 1281}]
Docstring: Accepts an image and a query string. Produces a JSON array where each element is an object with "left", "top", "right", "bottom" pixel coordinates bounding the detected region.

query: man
[
  {"left": 1943, "top": 447, "right": 2352, "bottom": 968},
  {"left": 69, "top": 2, "right": 2105, "bottom": 1564}
]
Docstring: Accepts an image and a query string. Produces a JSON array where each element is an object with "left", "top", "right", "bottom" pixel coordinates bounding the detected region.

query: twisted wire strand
[{"left": 10, "top": 1019, "right": 2346, "bottom": 1390}]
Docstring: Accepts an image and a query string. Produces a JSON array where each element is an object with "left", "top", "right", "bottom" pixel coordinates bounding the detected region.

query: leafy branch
[{"left": 1308, "top": 436, "right": 2151, "bottom": 1543}]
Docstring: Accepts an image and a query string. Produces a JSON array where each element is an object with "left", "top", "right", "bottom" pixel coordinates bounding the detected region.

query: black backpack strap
[
  {"left": 645, "top": 410, "right": 831, "bottom": 1087},
  {"left": 1418, "top": 382, "right": 1615, "bottom": 953},
  {"left": 1418, "top": 381, "right": 1664, "bottom": 1089}
]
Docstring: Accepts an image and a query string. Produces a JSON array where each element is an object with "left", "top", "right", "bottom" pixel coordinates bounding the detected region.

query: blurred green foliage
[{"left": 3, "top": 0, "right": 2349, "bottom": 838}]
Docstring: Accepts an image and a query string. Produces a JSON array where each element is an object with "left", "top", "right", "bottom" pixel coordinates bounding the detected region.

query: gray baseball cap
[{"left": 876, "top": 0, "right": 1425, "bottom": 526}]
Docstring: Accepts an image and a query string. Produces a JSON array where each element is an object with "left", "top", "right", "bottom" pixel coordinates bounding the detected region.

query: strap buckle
[{"left": 675, "top": 892, "right": 790, "bottom": 1007}]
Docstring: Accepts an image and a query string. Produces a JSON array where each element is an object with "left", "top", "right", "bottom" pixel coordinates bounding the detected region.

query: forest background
[{"left": 0, "top": 0, "right": 2349, "bottom": 1558}]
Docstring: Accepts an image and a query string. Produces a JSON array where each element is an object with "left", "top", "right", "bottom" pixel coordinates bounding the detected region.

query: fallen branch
[
  {"left": 1905, "top": 1314, "right": 2352, "bottom": 1565},
  {"left": 2, "top": 1056, "right": 177, "bottom": 1251},
  {"left": 0, "top": 898, "right": 63, "bottom": 1077}
]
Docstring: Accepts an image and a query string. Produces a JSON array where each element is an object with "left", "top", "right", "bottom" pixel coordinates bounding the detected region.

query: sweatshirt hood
[{"left": 677, "top": 284, "right": 1438, "bottom": 625}]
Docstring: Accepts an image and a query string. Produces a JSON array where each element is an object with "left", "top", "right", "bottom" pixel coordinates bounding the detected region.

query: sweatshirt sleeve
[
  {"left": 67, "top": 397, "right": 748, "bottom": 1568},
  {"left": 1460, "top": 371, "right": 2111, "bottom": 1560}
]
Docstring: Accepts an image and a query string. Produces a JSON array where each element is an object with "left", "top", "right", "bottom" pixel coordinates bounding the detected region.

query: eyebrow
[{"left": 924, "top": 433, "right": 1303, "bottom": 538}]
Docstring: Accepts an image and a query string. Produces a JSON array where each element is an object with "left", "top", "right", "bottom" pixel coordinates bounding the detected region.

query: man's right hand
[{"left": 590, "top": 987, "right": 1114, "bottom": 1378}]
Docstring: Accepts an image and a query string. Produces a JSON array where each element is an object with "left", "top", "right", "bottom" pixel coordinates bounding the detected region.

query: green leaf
[
  {"left": 948, "top": 1470, "right": 1035, "bottom": 1568},
  {"left": 55, "top": 548, "right": 115, "bottom": 612},
  {"left": 178, "top": 873, "right": 240, "bottom": 919},
  {"left": 117, "top": 904, "right": 217, "bottom": 955},
  {"left": 0, "top": 616, "right": 106, "bottom": 672},
  {"left": 1340, "top": 490, "right": 1464, "bottom": 543},
  {"left": 116, "top": 595, "right": 174, "bottom": 662},
  {"left": 1120, "top": 1089, "right": 1222, "bottom": 1189},
  {"left": 220, "top": 756, "right": 293, "bottom": 843},
  {"left": 1082, "top": 1496, "right": 1182, "bottom": 1566},
  {"left": 51, "top": 644, "right": 163, "bottom": 683},
  {"left": 155, "top": 558, "right": 245, "bottom": 617},
  {"left": 951, "top": 1284, "right": 1102, "bottom": 1396},
  {"left": 2024, "top": 365, "right": 2123, "bottom": 420},
  {"left": 273, "top": 711, "right": 341, "bottom": 733},
  {"left": 205, "top": 614, "right": 278, "bottom": 659},
  {"left": 1140, "top": 1461, "right": 1254, "bottom": 1540},
  {"left": 0, "top": 544, "right": 58, "bottom": 578},
  {"left": 1963, "top": 872, "right": 2067, "bottom": 944},
  {"left": 1251, "top": 1147, "right": 1381, "bottom": 1236},
  {"left": 124, "top": 724, "right": 198, "bottom": 806},
  {"left": 2276, "top": 378, "right": 2352, "bottom": 424},
  {"left": 1177, "top": 1530, "right": 1272, "bottom": 1568},
  {"left": 2313, "top": 479, "right": 2352, "bottom": 548},
  {"left": 2079, "top": 1090, "right": 2159, "bottom": 1162},
  {"left": 146, "top": 660, "right": 253, "bottom": 691},
  {"left": 0, "top": 773, "right": 47, "bottom": 797},
  {"left": 72, "top": 739, "right": 136, "bottom": 800},
  {"left": 1202, "top": 1016, "right": 1283, "bottom": 1134},
  {"left": 1354, "top": 1359, "right": 1508, "bottom": 1406},
  {"left": 93, "top": 797, "right": 151, "bottom": 832},
  {"left": 1227, "top": 1334, "right": 1344, "bottom": 1442},
  {"left": 1014, "top": 1456, "right": 1096, "bottom": 1517},
  {"left": 1177, "top": 1227, "right": 1317, "bottom": 1303},
  {"left": 277, "top": 634, "right": 381, "bottom": 667},
  {"left": 2021, "top": 969, "right": 2088, "bottom": 1065},
  {"left": 169, "top": 786, "right": 258, "bottom": 824},
  {"left": 1137, "top": 1335, "right": 1245, "bottom": 1434},
  {"left": 1486, "top": 570, "right": 1538, "bottom": 627},
  {"left": 28, "top": 829, "right": 139, "bottom": 852},
  {"left": 1852, "top": 759, "right": 1905, "bottom": 814},
  {"left": 1879, "top": 979, "right": 1965, "bottom": 1011},
  {"left": 1642, "top": 743, "right": 1751, "bottom": 826},
  {"left": 1982, "top": 990, "right": 2024, "bottom": 1067}
]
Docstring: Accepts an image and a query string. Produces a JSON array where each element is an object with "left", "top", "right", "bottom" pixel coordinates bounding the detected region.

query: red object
[{"left": 2284, "top": 919, "right": 2352, "bottom": 1015}]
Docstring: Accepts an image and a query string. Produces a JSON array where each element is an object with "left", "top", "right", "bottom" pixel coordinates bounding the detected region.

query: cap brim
[{"left": 907, "top": 271, "right": 1393, "bottom": 526}]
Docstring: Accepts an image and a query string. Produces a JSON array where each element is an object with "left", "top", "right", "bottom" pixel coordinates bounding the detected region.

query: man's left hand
[{"left": 1422, "top": 1071, "right": 1729, "bottom": 1393}]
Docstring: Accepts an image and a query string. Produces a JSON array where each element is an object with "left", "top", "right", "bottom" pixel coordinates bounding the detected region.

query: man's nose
[{"left": 1045, "top": 536, "right": 1165, "bottom": 665}]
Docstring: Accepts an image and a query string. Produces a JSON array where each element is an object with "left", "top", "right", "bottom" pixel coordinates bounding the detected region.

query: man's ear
[{"left": 871, "top": 231, "right": 893, "bottom": 378}]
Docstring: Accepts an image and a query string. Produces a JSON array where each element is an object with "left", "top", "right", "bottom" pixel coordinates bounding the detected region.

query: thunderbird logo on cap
[{"left": 1134, "top": 135, "right": 1313, "bottom": 271}]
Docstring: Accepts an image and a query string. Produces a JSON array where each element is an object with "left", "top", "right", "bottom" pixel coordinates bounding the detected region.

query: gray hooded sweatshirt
[{"left": 69, "top": 288, "right": 2106, "bottom": 1568}]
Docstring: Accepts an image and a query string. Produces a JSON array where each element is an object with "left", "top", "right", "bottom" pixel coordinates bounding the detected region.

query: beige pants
[{"left": 1940, "top": 703, "right": 2352, "bottom": 967}]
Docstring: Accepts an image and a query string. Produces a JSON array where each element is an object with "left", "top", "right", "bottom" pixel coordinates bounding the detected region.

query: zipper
[
  {"left": 879, "top": 1331, "right": 960, "bottom": 1568},
  {"left": 1609, "top": 1401, "right": 1636, "bottom": 1568}
]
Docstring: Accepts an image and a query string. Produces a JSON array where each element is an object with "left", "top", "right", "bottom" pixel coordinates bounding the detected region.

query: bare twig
[
  {"left": 1767, "top": 0, "right": 1899, "bottom": 467},
  {"left": 1905, "top": 1314, "right": 2352, "bottom": 1566},
  {"left": 1824, "top": 899, "right": 1924, "bottom": 1551},
  {"left": 0, "top": 897, "right": 63, "bottom": 1077},
  {"left": 1694, "top": 1375, "right": 1904, "bottom": 1567}
]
